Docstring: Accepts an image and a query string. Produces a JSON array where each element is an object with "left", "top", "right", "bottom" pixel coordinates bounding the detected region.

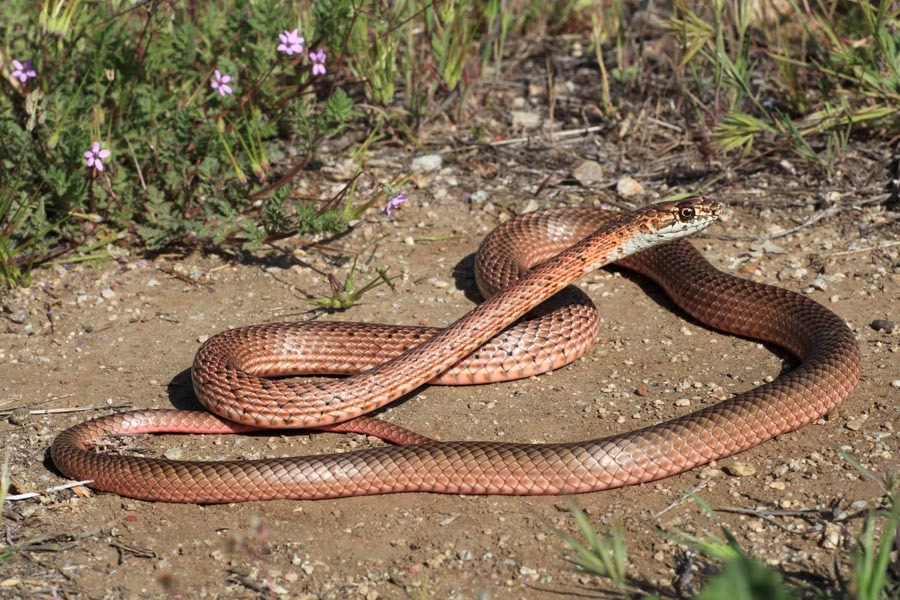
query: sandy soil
[{"left": 1, "top": 107, "right": 898, "bottom": 599}]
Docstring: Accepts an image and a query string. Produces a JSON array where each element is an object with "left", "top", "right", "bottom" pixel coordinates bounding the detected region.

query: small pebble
[
  {"left": 411, "top": 154, "right": 443, "bottom": 172},
  {"left": 723, "top": 462, "right": 756, "bottom": 477},
  {"left": 635, "top": 383, "right": 649, "bottom": 397},
  {"left": 779, "top": 159, "right": 796, "bottom": 175},
  {"left": 870, "top": 319, "right": 894, "bottom": 333},
  {"left": 164, "top": 447, "right": 183, "bottom": 460},
  {"left": 8, "top": 409, "right": 30, "bottom": 426},
  {"left": 845, "top": 418, "right": 865, "bottom": 431},
  {"left": 751, "top": 240, "right": 785, "bottom": 255},
  {"left": 572, "top": 160, "right": 604, "bottom": 185},
  {"left": 616, "top": 176, "right": 643, "bottom": 197},
  {"left": 891, "top": 380, "right": 900, "bottom": 389},
  {"left": 511, "top": 111, "right": 541, "bottom": 128},
  {"left": 849, "top": 500, "right": 868, "bottom": 511},
  {"left": 469, "top": 190, "right": 489, "bottom": 203},
  {"left": 820, "top": 522, "right": 842, "bottom": 549},
  {"left": 698, "top": 467, "right": 724, "bottom": 479}
]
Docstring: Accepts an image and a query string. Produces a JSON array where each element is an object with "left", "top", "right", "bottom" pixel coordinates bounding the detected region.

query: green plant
[
  {"left": 0, "top": 182, "right": 63, "bottom": 288},
  {"left": 1, "top": 0, "right": 364, "bottom": 274},
  {"left": 305, "top": 255, "right": 397, "bottom": 311},
  {"left": 560, "top": 461, "right": 899, "bottom": 599},
  {"left": 556, "top": 499, "right": 630, "bottom": 594},
  {"left": 6, "top": 0, "right": 572, "bottom": 286},
  {"left": 425, "top": 0, "right": 480, "bottom": 92},
  {"left": 668, "top": 0, "right": 898, "bottom": 172}
]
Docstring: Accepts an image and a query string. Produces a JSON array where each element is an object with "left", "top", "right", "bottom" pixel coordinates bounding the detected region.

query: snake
[{"left": 51, "top": 197, "right": 861, "bottom": 503}]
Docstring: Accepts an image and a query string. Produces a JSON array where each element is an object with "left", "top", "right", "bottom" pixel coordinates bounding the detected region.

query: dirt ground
[{"left": 2, "top": 65, "right": 899, "bottom": 598}]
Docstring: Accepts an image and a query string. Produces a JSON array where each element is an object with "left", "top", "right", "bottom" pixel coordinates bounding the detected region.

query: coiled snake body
[{"left": 51, "top": 198, "right": 861, "bottom": 503}]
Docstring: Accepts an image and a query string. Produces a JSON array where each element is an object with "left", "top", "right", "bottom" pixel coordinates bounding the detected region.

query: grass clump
[
  {"left": 665, "top": 0, "right": 898, "bottom": 169},
  {"left": 559, "top": 463, "right": 899, "bottom": 599},
  {"left": 1, "top": 0, "right": 369, "bottom": 286},
  {"left": 2, "top": 0, "right": 897, "bottom": 287}
]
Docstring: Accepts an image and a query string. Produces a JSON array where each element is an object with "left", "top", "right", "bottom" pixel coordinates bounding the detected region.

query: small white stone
[
  {"left": 469, "top": 189, "right": 489, "bottom": 203},
  {"left": 821, "top": 522, "right": 842, "bottom": 549},
  {"left": 572, "top": 160, "right": 604, "bottom": 185},
  {"left": 511, "top": 111, "right": 541, "bottom": 128},
  {"left": 164, "top": 447, "right": 183, "bottom": 460},
  {"left": 760, "top": 240, "right": 785, "bottom": 254},
  {"left": 411, "top": 154, "right": 443, "bottom": 172},
  {"left": 724, "top": 461, "right": 756, "bottom": 477},
  {"left": 845, "top": 417, "right": 865, "bottom": 431},
  {"left": 616, "top": 176, "right": 643, "bottom": 197}
]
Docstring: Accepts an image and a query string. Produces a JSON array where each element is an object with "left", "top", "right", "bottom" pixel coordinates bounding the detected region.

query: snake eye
[{"left": 679, "top": 207, "right": 695, "bottom": 220}]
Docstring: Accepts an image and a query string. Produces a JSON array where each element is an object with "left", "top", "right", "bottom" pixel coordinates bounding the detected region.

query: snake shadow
[{"left": 450, "top": 252, "right": 799, "bottom": 379}]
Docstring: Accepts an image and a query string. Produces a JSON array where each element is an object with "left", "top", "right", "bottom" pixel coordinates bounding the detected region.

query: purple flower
[
  {"left": 211, "top": 69, "right": 233, "bottom": 96},
  {"left": 385, "top": 192, "right": 408, "bottom": 216},
  {"left": 11, "top": 60, "right": 36, "bottom": 83},
  {"left": 277, "top": 29, "right": 305, "bottom": 55},
  {"left": 84, "top": 142, "right": 111, "bottom": 172},
  {"left": 309, "top": 49, "right": 326, "bottom": 76}
]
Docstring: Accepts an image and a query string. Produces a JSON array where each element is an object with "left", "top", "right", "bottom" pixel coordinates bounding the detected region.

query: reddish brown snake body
[{"left": 51, "top": 199, "right": 861, "bottom": 503}]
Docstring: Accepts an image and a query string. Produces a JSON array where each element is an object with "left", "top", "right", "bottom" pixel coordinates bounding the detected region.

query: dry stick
[
  {"left": 487, "top": 125, "right": 605, "bottom": 148},
  {"left": 714, "top": 507, "right": 810, "bottom": 534},
  {"left": 652, "top": 480, "right": 709, "bottom": 519},
  {"left": 824, "top": 240, "right": 900, "bottom": 258},
  {"left": 155, "top": 265, "right": 207, "bottom": 288},
  {"left": 110, "top": 541, "right": 157, "bottom": 559},
  {"left": 766, "top": 204, "right": 842, "bottom": 240},
  {"left": 714, "top": 205, "right": 842, "bottom": 242},
  {"left": 716, "top": 506, "right": 832, "bottom": 519},
  {"left": 6, "top": 480, "right": 95, "bottom": 501},
  {"left": 4, "top": 528, "right": 101, "bottom": 552},
  {"left": 0, "top": 402, "right": 131, "bottom": 417},
  {"left": 227, "top": 571, "right": 272, "bottom": 595},
  {"left": 0, "top": 396, "right": 63, "bottom": 413}
]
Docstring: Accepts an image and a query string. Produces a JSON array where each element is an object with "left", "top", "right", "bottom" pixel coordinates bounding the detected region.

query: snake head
[{"left": 640, "top": 197, "right": 723, "bottom": 241}]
